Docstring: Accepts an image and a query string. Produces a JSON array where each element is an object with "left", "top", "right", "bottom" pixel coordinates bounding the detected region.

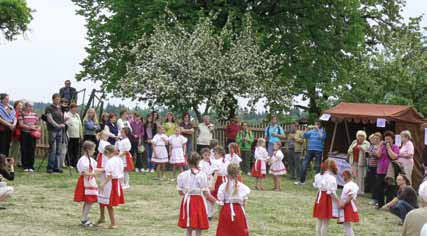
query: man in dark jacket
[{"left": 59, "top": 80, "right": 77, "bottom": 103}]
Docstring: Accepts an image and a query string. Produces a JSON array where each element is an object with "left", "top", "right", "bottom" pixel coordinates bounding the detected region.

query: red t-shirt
[{"left": 225, "top": 123, "right": 241, "bottom": 140}]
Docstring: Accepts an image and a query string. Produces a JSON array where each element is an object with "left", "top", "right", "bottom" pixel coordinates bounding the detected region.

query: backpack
[{"left": 266, "top": 124, "right": 283, "bottom": 141}]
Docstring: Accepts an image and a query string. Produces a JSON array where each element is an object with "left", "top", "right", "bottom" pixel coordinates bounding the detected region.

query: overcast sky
[{"left": 1, "top": 0, "right": 426, "bottom": 108}]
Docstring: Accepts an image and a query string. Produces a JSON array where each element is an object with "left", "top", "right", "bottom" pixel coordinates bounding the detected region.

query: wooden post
[
  {"left": 329, "top": 122, "right": 338, "bottom": 153},
  {"left": 344, "top": 120, "right": 351, "bottom": 146}
]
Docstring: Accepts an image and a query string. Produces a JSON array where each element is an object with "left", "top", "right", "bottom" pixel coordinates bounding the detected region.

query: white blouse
[
  {"left": 217, "top": 179, "right": 250, "bottom": 204},
  {"left": 105, "top": 156, "right": 124, "bottom": 179},
  {"left": 254, "top": 147, "right": 269, "bottom": 161},
  {"left": 225, "top": 153, "right": 242, "bottom": 164},
  {"left": 76, "top": 155, "right": 97, "bottom": 175},
  {"left": 341, "top": 181, "right": 359, "bottom": 202},
  {"left": 177, "top": 169, "right": 209, "bottom": 193},
  {"left": 313, "top": 171, "right": 337, "bottom": 195},
  {"left": 152, "top": 134, "right": 169, "bottom": 146},
  {"left": 270, "top": 150, "right": 284, "bottom": 163},
  {"left": 169, "top": 135, "right": 187, "bottom": 148},
  {"left": 115, "top": 137, "right": 131, "bottom": 154},
  {"left": 213, "top": 158, "right": 230, "bottom": 176}
]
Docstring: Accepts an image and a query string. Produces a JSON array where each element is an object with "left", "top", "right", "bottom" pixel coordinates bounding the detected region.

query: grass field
[{"left": 1, "top": 161, "right": 403, "bottom": 236}]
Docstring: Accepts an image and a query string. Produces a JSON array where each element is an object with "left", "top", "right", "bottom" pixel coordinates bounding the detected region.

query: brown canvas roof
[{"left": 323, "top": 102, "right": 424, "bottom": 123}]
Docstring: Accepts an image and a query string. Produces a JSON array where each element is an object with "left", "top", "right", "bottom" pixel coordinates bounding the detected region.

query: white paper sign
[
  {"left": 319, "top": 113, "right": 331, "bottom": 121},
  {"left": 395, "top": 135, "right": 402, "bottom": 147},
  {"left": 424, "top": 128, "right": 427, "bottom": 145},
  {"left": 376, "top": 118, "right": 386, "bottom": 128}
]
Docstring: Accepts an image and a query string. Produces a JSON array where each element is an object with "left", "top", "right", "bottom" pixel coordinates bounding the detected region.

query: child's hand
[{"left": 99, "top": 184, "right": 105, "bottom": 193}]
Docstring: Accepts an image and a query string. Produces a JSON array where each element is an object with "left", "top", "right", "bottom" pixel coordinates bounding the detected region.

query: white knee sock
[
  {"left": 316, "top": 219, "right": 322, "bottom": 236},
  {"left": 82, "top": 202, "right": 94, "bottom": 222},
  {"left": 344, "top": 223, "right": 354, "bottom": 236},
  {"left": 321, "top": 219, "right": 329, "bottom": 236},
  {"left": 124, "top": 171, "right": 130, "bottom": 187}
]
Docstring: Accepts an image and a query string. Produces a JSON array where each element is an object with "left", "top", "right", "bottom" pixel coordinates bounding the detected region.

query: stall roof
[{"left": 323, "top": 102, "right": 424, "bottom": 123}]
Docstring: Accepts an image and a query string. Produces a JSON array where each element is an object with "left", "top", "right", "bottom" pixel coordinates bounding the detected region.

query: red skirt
[
  {"left": 217, "top": 203, "right": 249, "bottom": 236},
  {"left": 124, "top": 151, "right": 135, "bottom": 171},
  {"left": 251, "top": 160, "right": 266, "bottom": 178},
  {"left": 212, "top": 176, "right": 227, "bottom": 199},
  {"left": 96, "top": 153, "right": 103, "bottom": 168},
  {"left": 313, "top": 191, "right": 334, "bottom": 219},
  {"left": 74, "top": 176, "right": 98, "bottom": 203},
  {"left": 177, "top": 195, "right": 209, "bottom": 230},
  {"left": 339, "top": 202, "right": 359, "bottom": 223},
  {"left": 101, "top": 179, "right": 125, "bottom": 207}
]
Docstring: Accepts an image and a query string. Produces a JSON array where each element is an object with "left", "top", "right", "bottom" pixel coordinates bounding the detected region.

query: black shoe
[
  {"left": 47, "top": 169, "right": 53, "bottom": 174},
  {"left": 54, "top": 169, "right": 63, "bottom": 173},
  {"left": 0, "top": 206, "right": 6, "bottom": 210}
]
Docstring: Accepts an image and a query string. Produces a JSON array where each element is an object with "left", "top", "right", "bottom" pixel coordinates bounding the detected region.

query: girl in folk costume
[
  {"left": 209, "top": 139, "right": 219, "bottom": 162},
  {"left": 177, "top": 152, "right": 217, "bottom": 236},
  {"left": 313, "top": 159, "right": 339, "bottom": 236},
  {"left": 151, "top": 126, "right": 169, "bottom": 180},
  {"left": 115, "top": 127, "right": 134, "bottom": 189},
  {"left": 199, "top": 148, "right": 216, "bottom": 219},
  {"left": 73, "top": 141, "right": 98, "bottom": 227},
  {"left": 216, "top": 163, "right": 250, "bottom": 236},
  {"left": 268, "top": 141, "right": 287, "bottom": 191},
  {"left": 338, "top": 170, "right": 360, "bottom": 236},
  {"left": 169, "top": 127, "right": 188, "bottom": 181},
  {"left": 211, "top": 146, "right": 230, "bottom": 199},
  {"left": 98, "top": 145, "right": 125, "bottom": 229},
  {"left": 95, "top": 131, "right": 111, "bottom": 226},
  {"left": 251, "top": 138, "right": 268, "bottom": 190},
  {"left": 225, "top": 142, "right": 243, "bottom": 182}
]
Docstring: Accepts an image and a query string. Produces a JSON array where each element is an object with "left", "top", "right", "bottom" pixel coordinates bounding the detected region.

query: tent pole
[
  {"left": 344, "top": 120, "right": 351, "bottom": 146},
  {"left": 329, "top": 122, "right": 338, "bottom": 153}
]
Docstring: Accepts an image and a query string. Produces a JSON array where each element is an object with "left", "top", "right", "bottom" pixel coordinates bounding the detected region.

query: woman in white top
[
  {"left": 66, "top": 104, "right": 83, "bottom": 168},
  {"left": 398, "top": 130, "right": 415, "bottom": 184},
  {"left": 216, "top": 163, "right": 250, "bottom": 236},
  {"left": 169, "top": 127, "right": 188, "bottom": 180},
  {"left": 268, "top": 141, "right": 287, "bottom": 191}
]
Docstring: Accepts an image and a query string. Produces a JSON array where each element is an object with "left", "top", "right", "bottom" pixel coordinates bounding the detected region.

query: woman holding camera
[
  {"left": 375, "top": 131, "right": 400, "bottom": 208},
  {"left": 0, "top": 155, "right": 15, "bottom": 206}
]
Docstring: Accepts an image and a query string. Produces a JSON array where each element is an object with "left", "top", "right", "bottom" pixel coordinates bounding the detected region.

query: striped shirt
[{"left": 18, "top": 112, "right": 38, "bottom": 132}]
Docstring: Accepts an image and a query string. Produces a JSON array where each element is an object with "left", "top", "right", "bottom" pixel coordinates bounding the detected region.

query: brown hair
[
  {"left": 109, "top": 113, "right": 117, "bottom": 119},
  {"left": 200, "top": 147, "right": 210, "bottom": 155},
  {"left": 226, "top": 163, "right": 241, "bottom": 196},
  {"left": 209, "top": 139, "right": 219, "bottom": 149},
  {"left": 69, "top": 103, "right": 78, "bottom": 109},
  {"left": 384, "top": 131, "right": 394, "bottom": 139},
  {"left": 82, "top": 141, "right": 96, "bottom": 155},
  {"left": 0, "top": 154, "right": 7, "bottom": 171},
  {"left": 121, "top": 127, "right": 130, "bottom": 137},
  {"left": 342, "top": 169, "right": 353, "bottom": 179},
  {"left": 325, "top": 159, "right": 338, "bottom": 175},
  {"left": 399, "top": 174, "right": 411, "bottom": 186},
  {"left": 104, "top": 145, "right": 115, "bottom": 155},
  {"left": 187, "top": 152, "right": 201, "bottom": 167},
  {"left": 214, "top": 146, "right": 225, "bottom": 157},
  {"left": 228, "top": 142, "right": 241, "bottom": 157}
]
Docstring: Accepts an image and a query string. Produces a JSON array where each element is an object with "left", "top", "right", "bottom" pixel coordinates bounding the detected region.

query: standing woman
[
  {"left": 367, "top": 132, "right": 382, "bottom": 204},
  {"left": 66, "top": 103, "right": 83, "bottom": 168},
  {"left": 130, "top": 113, "right": 145, "bottom": 172},
  {"left": 0, "top": 94, "right": 17, "bottom": 157},
  {"left": 99, "top": 113, "right": 110, "bottom": 132},
  {"left": 105, "top": 113, "right": 119, "bottom": 145},
  {"left": 163, "top": 112, "right": 177, "bottom": 137},
  {"left": 83, "top": 108, "right": 99, "bottom": 144},
  {"left": 347, "top": 130, "right": 370, "bottom": 194},
  {"left": 180, "top": 112, "right": 194, "bottom": 157},
  {"left": 398, "top": 130, "right": 415, "bottom": 184},
  {"left": 144, "top": 113, "right": 157, "bottom": 173},
  {"left": 18, "top": 101, "right": 40, "bottom": 172},
  {"left": 10, "top": 100, "right": 23, "bottom": 166}
]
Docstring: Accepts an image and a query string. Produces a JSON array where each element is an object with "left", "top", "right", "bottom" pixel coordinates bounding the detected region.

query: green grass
[{"left": 2, "top": 160, "right": 402, "bottom": 236}]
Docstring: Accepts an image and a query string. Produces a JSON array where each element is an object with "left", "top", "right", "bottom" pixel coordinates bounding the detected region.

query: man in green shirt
[{"left": 236, "top": 122, "right": 254, "bottom": 175}]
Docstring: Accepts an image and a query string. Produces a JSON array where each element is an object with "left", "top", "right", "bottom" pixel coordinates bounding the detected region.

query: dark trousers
[
  {"left": 47, "top": 129, "right": 63, "bottom": 171},
  {"left": 67, "top": 138, "right": 80, "bottom": 167},
  {"left": 0, "top": 129, "right": 12, "bottom": 156},
  {"left": 375, "top": 174, "right": 396, "bottom": 207},
  {"left": 240, "top": 150, "right": 252, "bottom": 174},
  {"left": 20, "top": 132, "right": 36, "bottom": 169},
  {"left": 132, "top": 139, "right": 146, "bottom": 170},
  {"left": 366, "top": 166, "right": 377, "bottom": 196},
  {"left": 390, "top": 200, "right": 415, "bottom": 221},
  {"left": 145, "top": 143, "right": 155, "bottom": 171},
  {"left": 287, "top": 148, "right": 296, "bottom": 179},
  {"left": 300, "top": 150, "right": 322, "bottom": 183}
]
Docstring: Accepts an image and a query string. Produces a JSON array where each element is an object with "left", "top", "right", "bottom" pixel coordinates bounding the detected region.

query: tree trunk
[
  {"left": 307, "top": 86, "right": 321, "bottom": 122},
  {"left": 193, "top": 105, "right": 202, "bottom": 123}
]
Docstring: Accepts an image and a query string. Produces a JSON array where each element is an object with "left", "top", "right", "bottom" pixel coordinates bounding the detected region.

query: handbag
[{"left": 31, "top": 129, "right": 42, "bottom": 139}]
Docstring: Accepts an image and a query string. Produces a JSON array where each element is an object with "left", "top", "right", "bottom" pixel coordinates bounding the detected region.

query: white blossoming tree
[{"left": 119, "top": 13, "right": 289, "bottom": 121}]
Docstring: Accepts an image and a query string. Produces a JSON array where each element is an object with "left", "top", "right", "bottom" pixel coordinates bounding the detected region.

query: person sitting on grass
[
  {"left": 381, "top": 174, "right": 418, "bottom": 223},
  {"left": 0, "top": 154, "right": 14, "bottom": 208}
]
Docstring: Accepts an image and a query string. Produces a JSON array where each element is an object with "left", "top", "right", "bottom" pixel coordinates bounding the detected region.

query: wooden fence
[{"left": 36, "top": 120, "right": 304, "bottom": 157}]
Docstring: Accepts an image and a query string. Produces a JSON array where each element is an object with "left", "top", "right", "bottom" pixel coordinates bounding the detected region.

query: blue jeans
[
  {"left": 390, "top": 200, "right": 415, "bottom": 221},
  {"left": 186, "top": 138, "right": 192, "bottom": 157},
  {"left": 47, "top": 129, "right": 63, "bottom": 171},
  {"left": 145, "top": 143, "right": 155, "bottom": 171},
  {"left": 267, "top": 143, "right": 275, "bottom": 156},
  {"left": 299, "top": 150, "right": 323, "bottom": 183}
]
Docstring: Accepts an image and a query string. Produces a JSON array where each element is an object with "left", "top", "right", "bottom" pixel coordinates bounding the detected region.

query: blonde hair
[
  {"left": 257, "top": 138, "right": 266, "bottom": 147},
  {"left": 104, "top": 145, "right": 115, "bottom": 155},
  {"left": 84, "top": 108, "right": 99, "bottom": 123},
  {"left": 400, "top": 130, "right": 412, "bottom": 140},
  {"left": 225, "top": 163, "right": 240, "bottom": 196},
  {"left": 356, "top": 130, "right": 367, "bottom": 140}
]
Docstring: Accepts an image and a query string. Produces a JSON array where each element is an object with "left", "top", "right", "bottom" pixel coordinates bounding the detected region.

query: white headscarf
[{"left": 419, "top": 181, "right": 427, "bottom": 203}]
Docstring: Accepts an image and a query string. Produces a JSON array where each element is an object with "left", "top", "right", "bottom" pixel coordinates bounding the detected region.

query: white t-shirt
[
  {"left": 115, "top": 137, "right": 132, "bottom": 153},
  {"left": 254, "top": 147, "right": 269, "bottom": 161},
  {"left": 117, "top": 118, "right": 132, "bottom": 133},
  {"left": 197, "top": 123, "right": 214, "bottom": 145},
  {"left": 105, "top": 156, "right": 124, "bottom": 179}
]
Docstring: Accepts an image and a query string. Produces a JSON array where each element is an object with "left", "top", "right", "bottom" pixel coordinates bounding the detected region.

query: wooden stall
[{"left": 322, "top": 102, "right": 425, "bottom": 188}]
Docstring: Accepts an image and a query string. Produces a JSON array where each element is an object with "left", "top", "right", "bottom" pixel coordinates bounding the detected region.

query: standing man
[
  {"left": 224, "top": 115, "right": 241, "bottom": 149},
  {"left": 196, "top": 115, "right": 214, "bottom": 152},
  {"left": 59, "top": 80, "right": 78, "bottom": 103},
  {"left": 287, "top": 122, "right": 301, "bottom": 180},
  {"left": 264, "top": 115, "right": 285, "bottom": 155},
  {"left": 45, "top": 93, "right": 66, "bottom": 173},
  {"left": 295, "top": 120, "right": 326, "bottom": 185},
  {"left": 236, "top": 122, "right": 254, "bottom": 175}
]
